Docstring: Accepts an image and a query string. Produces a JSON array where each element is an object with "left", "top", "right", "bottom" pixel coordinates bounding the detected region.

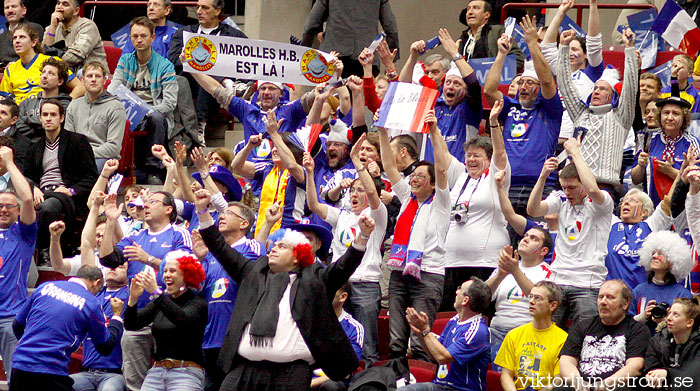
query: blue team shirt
[
  {"left": 82, "top": 286, "right": 129, "bottom": 370},
  {"left": 228, "top": 96, "right": 306, "bottom": 141},
  {"left": 201, "top": 238, "right": 265, "bottom": 349},
  {"left": 605, "top": 221, "right": 654, "bottom": 289},
  {"left": 13, "top": 280, "right": 119, "bottom": 376},
  {"left": 435, "top": 315, "right": 490, "bottom": 391},
  {"left": 122, "top": 22, "right": 179, "bottom": 58},
  {"left": 180, "top": 201, "right": 220, "bottom": 233},
  {"left": 339, "top": 310, "right": 363, "bottom": 361},
  {"left": 632, "top": 282, "right": 692, "bottom": 315},
  {"left": 646, "top": 132, "right": 700, "bottom": 205},
  {"left": 499, "top": 92, "right": 563, "bottom": 187},
  {"left": 115, "top": 223, "right": 192, "bottom": 279},
  {"left": 0, "top": 221, "right": 37, "bottom": 318},
  {"left": 423, "top": 98, "right": 482, "bottom": 163}
]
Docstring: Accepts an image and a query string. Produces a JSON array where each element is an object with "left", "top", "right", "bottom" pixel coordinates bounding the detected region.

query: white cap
[
  {"left": 258, "top": 80, "right": 283, "bottom": 91},
  {"left": 597, "top": 67, "right": 620, "bottom": 90},
  {"left": 445, "top": 62, "right": 462, "bottom": 79},
  {"left": 520, "top": 60, "right": 538, "bottom": 81},
  {"left": 327, "top": 119, "right": 351, "bottom": 145}
]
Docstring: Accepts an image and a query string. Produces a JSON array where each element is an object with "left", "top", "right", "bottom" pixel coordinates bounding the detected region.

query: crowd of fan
[{"left": 2, "top": 0, "right": 700, "bottom": 390}]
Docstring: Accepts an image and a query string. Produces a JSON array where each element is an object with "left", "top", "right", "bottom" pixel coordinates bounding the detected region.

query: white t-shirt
[
  {"left": 67, "top": 252, "right": 108, "bottom": 276},
  {"left": 489, "top": 263, "right": 553, "bottom": 330},
  {"left": 324, "top": 203, "right": 388, "bottom": 282},
  {"left": 392, "top": 176, "right": 451, "bottom": 275},
  {"left": 445, "top": 157, "right": 510, "bottom": 268},
  {"left": 545, "top": 190, "right": 614, "bottom": 288}
]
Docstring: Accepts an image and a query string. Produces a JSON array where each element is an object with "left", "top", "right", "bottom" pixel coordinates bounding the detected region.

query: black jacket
[
  {"left": 23, "top": 128, "right": 97, "bottom": 201},
  {"left": 199, "top": 223, "right": 364, "bottom": 381},
  {"left": 169, "top": 23, "right": 248, "bottom": 74},
  {"left": 644, "top": 328, "right": 700, "bottom": 391}
]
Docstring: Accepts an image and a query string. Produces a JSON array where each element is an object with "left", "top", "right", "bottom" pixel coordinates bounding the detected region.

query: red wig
[
  {"left": 292, "top": 242, "right": 315, "bottom": 268},
  {"left": 176, "top": 254, "right": 206, "bottom": 290}
]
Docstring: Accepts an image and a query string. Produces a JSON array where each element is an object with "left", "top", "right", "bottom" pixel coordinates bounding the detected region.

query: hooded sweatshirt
[
  {"left": 65, "top": 91, "right": 127, "bottom": 159},
  {"left": 15, "top": 92, "right": 72, "bottom": 143}
]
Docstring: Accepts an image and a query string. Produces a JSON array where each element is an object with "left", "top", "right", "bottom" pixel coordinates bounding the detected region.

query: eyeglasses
[
  {"left": 0, "top": 204, "right": 18, "bottom": 210},
  {"left": 223, "top": 209, "right": 246, "bottom": 220},
  {"left": 527, "top": 294, "right": 547, "bottom": 302},
  {"left": 517, "top": 80, "right": 540, "bottom": 87},
  {"left": 409, "top": 174, "right": 428, "bottom": 182},
  {"left": 147, "top": 199, "right": 165, "bottom": 206}
]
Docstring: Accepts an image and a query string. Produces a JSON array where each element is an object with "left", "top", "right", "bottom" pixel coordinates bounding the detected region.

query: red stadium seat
[
  {"left": 487, "top": 369, "right": 504, "bottom": 391},
  {"left": 408, "top": 359, "right": 438, "bottom": 383},
  {"left": 104, "top": 46, "right": 123, "bottom": 76}
]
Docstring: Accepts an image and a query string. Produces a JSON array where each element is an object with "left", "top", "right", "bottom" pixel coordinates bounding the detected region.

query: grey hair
[
  {"left": 638, "top": 231, "right": 693, "bottom": 281},
  {"left": 424, "top": 54, "right": 450, "bottom": 73},
  {"left": 623, "top": 188, "right": 654, "bottom": 218}
]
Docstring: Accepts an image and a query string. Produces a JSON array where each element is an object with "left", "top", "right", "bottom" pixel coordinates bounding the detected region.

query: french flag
[
  {"left": 375, "top": 82, "right": 439, "bottom": 134},
  {"left": 650, "top": 0, "right": 700, "bottom": 56}
]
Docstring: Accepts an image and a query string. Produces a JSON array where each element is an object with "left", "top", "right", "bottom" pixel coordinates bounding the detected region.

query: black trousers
[
  {"left": 204, "top": 347, "right": 226, "bottom": 391},
  {"left": 9, "top": 368, "right": 73, "bottom": 391},
  {"left": 220, "top": 358, "right": 312, "bottom": 391}
]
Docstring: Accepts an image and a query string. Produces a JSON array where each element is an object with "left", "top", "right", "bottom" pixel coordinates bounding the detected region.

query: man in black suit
[
  {"left": 194, "top": 188, "right": 373, "bottom": 391},
  {"left": 23, "top": 98, "right": 97, "bottom": 264}
]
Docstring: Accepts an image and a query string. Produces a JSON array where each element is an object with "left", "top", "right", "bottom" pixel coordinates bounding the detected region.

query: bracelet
[
  {"left": 452, "top": 54, "right": 463, "bottom": 62},
  {"left": 47, "top": 32, "right": 55, "bottom": 37},
  {"left": 356, "top": 167, "right": 366, "bottom": 173},
  {"left": 147, "top": 255, "right": 154, "bottom": 266},
  {"left": 421, "top": 328, "right": 431, "bottom": 337},
  {"left": 385, "top": 70, "right": 398, "bottom": 79},
  {"left": 196, "top": 208, "right": 209, "bottom": 215},
  {"left": 200, "top": 171, "right": 210, "bottom": 180},
  {"left": 490, "top": 124, "right": 500, "bottom": 128},
  {"left": 100, "top": 173, "right": 110, "bottom": 179},
  {"left": 359, "top": 233, "right": 370, "bottom": 240}
]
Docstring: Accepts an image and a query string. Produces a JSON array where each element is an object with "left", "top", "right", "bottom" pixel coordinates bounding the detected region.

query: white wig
[
  {"left": 638, "top": 231, "right": 692, "bottom": 282},
  {"left": 164, "top": 249, "right": 195, "bottom": 264}
]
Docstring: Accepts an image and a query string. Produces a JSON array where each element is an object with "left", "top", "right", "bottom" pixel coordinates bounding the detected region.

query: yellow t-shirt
[
  {"left": 494, "top": 322, "right": 568, "bottom": 390},
  {"left": 0, "top": 53, "right": 74, "bottom": 103}
]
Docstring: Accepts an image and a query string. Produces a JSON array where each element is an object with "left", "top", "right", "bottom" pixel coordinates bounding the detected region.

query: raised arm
[
  {"left": 87, "top": 159, "right": 118, "bottom": 207},
  {"left": 521, "top": 15, "right": 556, "bottom": 99},
  {"left": 231, "top": 135, "right": 261, "bottom": 179},
  {"left": 495, "top": 170, "right": 528, "bottom": 235},
  {"left": 527, "top": 157, "right": 558, "bottom": 217},
  {"left": 266, "top": 110, "right": 305, "bottom": 182},
  {"left": 0, "top": 146, "right": 34, "bottom": 224},
  {"left": 542, "top": 0, "right": 574, "bottom": 44},
  {"left": 48, "top": 221, "right": 72, "bottom": 275},
  {"left": 565, "top": 138, "right": 606, "bottom": 205},
  {"left": 81, "top": 195, "right": 106, "bottom": 267},
  {"left": 427, "top": 109, "right": 452, "bottom": 174},
  {"left": 489, "top": 99, "right": 508, "bottom": 170},
  {"left": 376, "top": 123, "right": 402, "bottom": 185},
  {"left": 483, "top": 34, "right": 509, "bottom": 104},
  {"left": 302, "top": 152, "right": 328, "bottom": 220},
  {"left": 588, "top": 0, "right": 600, "bottom": 38},
  {"left": 398, "top": 40, "right": 425, "bottom": 83},
  {"left": 253, "top": 203, "right": 284, "bottom": 245},
  {"left": 350, "top": 134, "right": 381, "bottom": 210},
  {"left": 173, "top": 142, "right": 196, "bottom": 203},
  {"left": 305, "top": 83, "right": 334, "bottom": 126},
  {"left": 99, "top": 194, "right": 123, "bottom": 260},
  {"left": 617, "top": 28, "right": 639, "bottom": 130},
  {"left": 557, "top": 30, "right": 588, "bottom": 121}
]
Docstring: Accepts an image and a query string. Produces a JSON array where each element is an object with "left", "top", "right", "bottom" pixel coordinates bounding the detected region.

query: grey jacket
[
  {"left": 44, "top": 17, "right": 108, "bottom": 71},
  {"left": 301, "top": 0, "right": 400, "bottom": 63},
  {"left": 64, "top": 91, "right": 126, "bottom": 160},
  {"left": 558, "top": 45, "right": 638, "bottom": 185}
]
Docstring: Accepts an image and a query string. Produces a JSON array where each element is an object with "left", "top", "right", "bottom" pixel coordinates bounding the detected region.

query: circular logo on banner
[
  {"left": 211, "top": 277, "right": 229, "bottom": 299},
  {"left": 184, "top": 36, "right": 217, "bottom": 72},
  {"left": 300, "top": 50, "right": 335, "bottom": 84}
]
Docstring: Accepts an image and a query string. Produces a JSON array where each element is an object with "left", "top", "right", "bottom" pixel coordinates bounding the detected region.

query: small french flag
[
  {"left": 650, "top": 0, "right": 700, "bottom": 56},
  {"left": 375, "top": 82, "right": 439, "bottom": 134}
]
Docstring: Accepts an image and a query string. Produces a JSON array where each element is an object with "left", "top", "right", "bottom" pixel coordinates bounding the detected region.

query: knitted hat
[
  {"left": 279, "top": 229, "right": 315, "bottom": 268},
  {"left": 597, "top": 67, "right": 620, "bottom": 90},
  {"left": 638, "top": 231, "right": 693, "bottom": 282},
  {"left": 520, "top": 61, "right": 538, "bottom": 81},
  {"left": 327, "top": 119, "right": 352, "bottom": 145}
]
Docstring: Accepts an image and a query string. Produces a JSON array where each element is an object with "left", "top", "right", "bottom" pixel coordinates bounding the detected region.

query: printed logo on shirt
[
  {"left": 565, "top": 221, "right": 582, "bottom": 241},
  {"left": 517, "top": 348, "right": 542, "bottom": 379},
  {"left": 339, "top": 227, "right": 357, "bottom": 247},
  {"left": 437, "top": 363, "right": 449, "bottom": 379},
  {"left": 183, "top": 36, "right": 217, "bottom": 72},
  {"left": 40, "top": 283, "right": 87, "bottom": 310},
  {"left": 510, "top": 123, "right": 528, "bottom": 138},
  {"left": 256, "top": 139, "right": 272, "bottom": 158},
  {"left": 211, "top": 277, "right": 229, "bottom": 299}
]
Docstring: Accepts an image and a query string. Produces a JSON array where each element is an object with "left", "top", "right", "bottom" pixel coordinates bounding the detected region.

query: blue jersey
[
  {"left": 180, "top": 201, "right": 220, "bottom": 233},
  {"left": 13, "top": 280, "right": 120, "bottom": 376},
  {"left": 115, "top": 223, "right": 192, "bottom": 279},
  {"left": 435, "top": 315, "right": 490, "bottom": 391},
  {"left": 82, "top": 286, "right": 129, "bottom": 370},
  {"left": 647, "top": 132, "right": 700, "bottom": 205},
  {"left": 499, "top": 92, "right": 563, "bottom": 187},
  {"left": 632, "top": 282, "right": 692, "bottom": 315},
  {"left": 423, "top": 97, "right": 481, "bottom": 164},
  {"left": 228, "top": 96, "right": 306, "bottom": 141},
  {"left": 0, "top": 221, "right": 37, "bottom": 318},
  {"left": 605, "top": 221, "right": 654, "bottom": 289},
  {"left": 201, "top": 238, "right": 265, "bottom": 349},
  {"left": 339, "top": 310, "right": 363, "bottom": 361}
]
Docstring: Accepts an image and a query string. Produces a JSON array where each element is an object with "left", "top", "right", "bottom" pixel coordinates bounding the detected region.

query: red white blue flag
[
  {"left": 375, "top": 82, "right": 439, "bottom": 134},
  {"left": 650, "top": 0, "right": 700, "bottom": 56}
]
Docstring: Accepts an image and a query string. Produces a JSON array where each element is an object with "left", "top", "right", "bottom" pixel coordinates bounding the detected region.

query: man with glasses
[
  {"left": 400, "top": 277, "right": 491, "bottom": 391},
  {"left": 494, "top": 281, "right": 568, "bottom": 391},
  {"left": 0, "top": 142, "right": 36, "bottom": 383},
  {"left": 486, "top": 227, "right": 553, "bottom": 370},
  {"left": 483, "top": 15, "right": 563, "bottom": 217},
  {"left": 99, "top": 190, "right": 192, "bottom": 391}
]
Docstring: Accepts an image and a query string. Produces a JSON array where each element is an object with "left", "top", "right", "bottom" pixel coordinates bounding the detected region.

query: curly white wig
[{"left": 638, "top": 231, "right": 692, "bottom": 282}]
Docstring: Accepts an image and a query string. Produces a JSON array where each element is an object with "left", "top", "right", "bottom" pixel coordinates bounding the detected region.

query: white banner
[{"left": 182, "top": 32, "right": 340, "bottom": 86}]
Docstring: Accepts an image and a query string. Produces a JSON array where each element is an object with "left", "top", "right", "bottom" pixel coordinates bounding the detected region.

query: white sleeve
[
  {"left": 174, "top": 199, "right": 185, "bottom": 216},
  {"left": 210, "top": 192, "right": 228, "bottom": 213},
  {"left": 646, "top": 203, "right": 672, "bottom": 232},
  {"left": 593, "top": 191, "right": 615, "bottom": 216},
  {"left": 685, "top": 192, "right": 700, "bottom": 244},
  {"left": 392, "top": 177, "right": 411, "bottom": 204},
  {"left": 67, "top": 255, "right": 83, "bottom": 276},
  {"left": 545, "top": 191, "right": 564, "bottom": 215},
  {"left": 447, "top": 157, "right": 466, "bottom": 190},
  {"left": 541, "top": 42, "right": 559, "bottom": 78},
  {"left": 323, "top": 205, "right": 342, "bottom": 227},
  {"left": 370, "top": 203, "right": 388, "bottom": 238},
  {"left": 585, "top": 33, "right": 603, "bottom": 68}
]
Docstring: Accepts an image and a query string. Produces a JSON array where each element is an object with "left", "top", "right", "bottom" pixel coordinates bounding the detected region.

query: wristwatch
[
  {"left": 147, "top": 255, "right": 154, "bottom": 266},
  {"left": 452, "top": 54, "right": 463, "bottom": 62},
  {"left": 421, "top": 328, "right": 431, "bottom": 337}
]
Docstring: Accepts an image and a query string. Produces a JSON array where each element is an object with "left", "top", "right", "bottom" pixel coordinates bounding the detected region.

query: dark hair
[
  {"left": 391, "top": 135, "right": 419, "bottom": 161},
  {"left": 531, "top": 226, "right": 553, "bottom": 257},
  {"left": 76, "top": 265, "right": 104, "bottom": 282},
  {"left": 153, "top": 191, "right": 177, "bottom": 223},
  {"left": 534, "top": 280, "right": 562, "bottom": 306},
  {"left": 14, "top": 23, "right": 42, "bottom": 54},
  {"left": 40, "top": 98, "right": 65, "bottom": 119},
  {"left": 464, "top": 136, "right": 493, "bottom": 160},
  {"left": 365, "top": 132, "right": 382, "bottom": 164},
  {"left": 646, "top": 269, "right": 678, "bottom": 285},
  {"left": 466, "top": 277, "right": 491, "bottom": 313},
  {"left": 468, "top": 0, "right": 492, "bottom": 15},
  {"left": 131, "top": 15, "right": 155, "bottom": 35},
  {"left": 227, "top": 201, "right": 256, "bottom": 235},
  {"left": 414, "top": 160, "right": 435, "bottom": 185},
  {"left": 337, "top": 281, "right": 351, "bottom": 296},
  {"left": 559, "top": 162, "right": 580, "bottom": 181},
  {"left": 212, "top": 0, "right": 225, "bottom": 10},
  {"left": 211, "top": 147, "right": 234, "bottom": 169},
  {"left": 41, "top": 57, "right": 69, "bottom": 85},
  {"left": 0, "top": 135, "right": 14, "bottom": 151},
  {"left": 350, "top": 175, "right": 385, "bottom": 197},
  {"left": 572, "top": 36, "right": 587, "bottom": 55},
  {"left": 0, "top": 100, "right": 18, "bottom": 119},
  {"left": 123, "top": 184, "right": 143, "bottom": 197}
]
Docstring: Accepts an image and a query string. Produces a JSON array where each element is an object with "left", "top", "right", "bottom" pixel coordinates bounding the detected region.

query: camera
[
  {"left": 651, "top": 302, "right": 670, "bottom": 319},
  {"left": 451, "top": 210, "right": 468, "bottom": 224}
]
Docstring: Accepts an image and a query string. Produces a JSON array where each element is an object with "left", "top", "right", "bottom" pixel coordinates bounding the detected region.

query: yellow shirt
[
  {"left": 255, "top": 165, "right": 290, "bottom": 236},
  {"left": 494, "top": 322, "right": 568, "bottom": 390},
  {"left": 0, "top": 53, "right": 74, "bottom": 103}
]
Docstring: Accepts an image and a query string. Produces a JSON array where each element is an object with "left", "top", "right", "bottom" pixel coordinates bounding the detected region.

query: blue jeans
[
  {"left": 70, "top": 371, "right": 125, "bottom": 391},
  {"left": 489, "top": 325, "right": 512, "bottom": 372},
  {"left": 140, "top": 366, "right": 205, "bottom": 391},
  {"left": 0, "top": 316, "right": 17, "bottom": 382},
  {"left": 135, "top": 111, "right": 168, "bottom": 170},
  {"left": 552, "top": 285, "right": 600, "bottom": 327},
  {"left": 389, "top": 270, "right": 444, "bottom": 362},
  {"left": 347, "top": 282, "right": 381, "bottom": 363},
  {"left": 399, "top": 382, "right": 456, "bottom": 390}
]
